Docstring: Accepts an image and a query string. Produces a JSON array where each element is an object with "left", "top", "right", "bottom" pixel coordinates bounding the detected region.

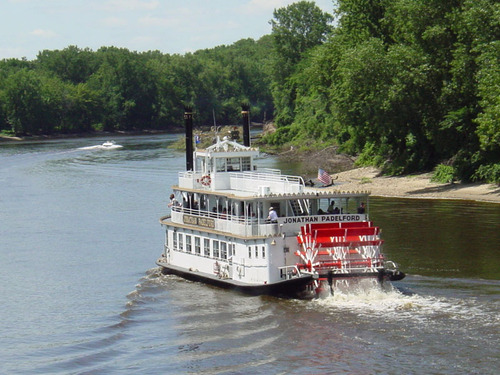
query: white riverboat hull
[
  {"left": 157, "top": 108, "right": 405, "bottom": 299},
  {"left": 157, "top": 257, "right": 315, "bottom": 297}
]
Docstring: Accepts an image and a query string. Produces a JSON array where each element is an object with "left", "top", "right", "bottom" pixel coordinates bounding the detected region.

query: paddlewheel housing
[{"left": 295, "top": 221, "right": 385, "bottom": 282}]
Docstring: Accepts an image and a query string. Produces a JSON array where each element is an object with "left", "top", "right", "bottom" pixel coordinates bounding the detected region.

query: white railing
[
  {"left": 177, "top": 168, "right": 305, "bottom": 193},
  {"left": 229, "top": 171, "right": 304, "bottom": 194},
  {"left": 171, "top": 207, "right": 280, "bottom": 236}
]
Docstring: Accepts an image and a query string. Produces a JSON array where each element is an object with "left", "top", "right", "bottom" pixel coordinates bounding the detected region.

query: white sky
[{"left": 1, "top": 0, "right": 334, "bottom": 60}]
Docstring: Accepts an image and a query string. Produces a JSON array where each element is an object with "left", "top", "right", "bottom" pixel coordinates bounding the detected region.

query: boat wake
[
  {"left": 119, "top": 268, "right": 285, "bottom": 373},
  {"left": 78, "top": 141, "right": 123, "bottom": 150},
  {"left": 312, "top": 278, "right": 499, "bottom": 327}
]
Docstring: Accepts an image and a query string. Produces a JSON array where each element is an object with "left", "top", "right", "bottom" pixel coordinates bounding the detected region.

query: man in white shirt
[{"left": 267, "top": 207, "right": 278, "bottom": 223}]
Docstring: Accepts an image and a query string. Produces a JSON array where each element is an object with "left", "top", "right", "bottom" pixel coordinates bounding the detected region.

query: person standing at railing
[
  {"left": 168, "top": 194, "right": 179, "bottom": 208},
  {"left": 267, "top": 207, "right": 278, "bottom": 223}
]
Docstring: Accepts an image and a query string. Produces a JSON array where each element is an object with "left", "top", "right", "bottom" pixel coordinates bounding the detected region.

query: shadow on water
[{"left": 407, "top": 182, "right": 500, "bottom": 199}]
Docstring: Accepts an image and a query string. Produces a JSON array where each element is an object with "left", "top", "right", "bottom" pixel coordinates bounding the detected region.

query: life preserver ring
[{"left": 201, "top": 175, "right": 211, "bottom": 186}]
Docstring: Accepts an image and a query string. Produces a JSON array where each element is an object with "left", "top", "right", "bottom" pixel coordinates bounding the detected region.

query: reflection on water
[{"left": 369, "top": 197, "right": 500, "bottom": 280}]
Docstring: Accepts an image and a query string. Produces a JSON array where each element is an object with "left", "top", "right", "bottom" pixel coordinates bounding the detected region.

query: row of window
[
  {"left": 215, "top": 157, "right": 252, "bottom": 172},
  {"left": 170, "top": 231, "right": 266, "bottom": 260}
]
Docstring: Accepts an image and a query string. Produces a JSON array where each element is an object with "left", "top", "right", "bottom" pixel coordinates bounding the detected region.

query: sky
[{"left": 1, "top": 0, "right": 334, "bottom": 60}]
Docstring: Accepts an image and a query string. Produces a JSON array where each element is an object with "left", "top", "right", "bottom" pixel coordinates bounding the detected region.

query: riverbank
[
  {"left": 0, "top": 129, "right": 173, "bottom": 142},
  {"left": 328, "top": 166, "right": 500, "bottom": 204}
]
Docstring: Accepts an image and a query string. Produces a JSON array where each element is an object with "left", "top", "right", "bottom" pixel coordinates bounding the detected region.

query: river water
[{"left": 1, "top": 134, "right": 499, "bottom": 374}]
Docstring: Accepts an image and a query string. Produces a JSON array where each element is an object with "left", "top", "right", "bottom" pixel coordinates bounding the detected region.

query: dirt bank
[
  {"left": 271, "top": 136, "right": 499, "bottom": 204},
  {"left": 328, "top": 167, "right": 500, "bottom": 204}
]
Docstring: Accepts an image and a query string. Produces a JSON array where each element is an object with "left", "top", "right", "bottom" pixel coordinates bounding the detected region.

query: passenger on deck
[
  {"left": 168, "top": 194, "right": 179, "bottom": 208},
  {"left": 357, "top": 202, "right": 366, "bottom": 214},
  {"left": 267, "top": 207, "right": 278, "bottom": 223},
  {"left": 327, "top": 201, "right": 335, "bottom": 213}
]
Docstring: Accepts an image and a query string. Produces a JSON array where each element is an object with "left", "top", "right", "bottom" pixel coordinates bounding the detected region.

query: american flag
[{"left": 318, "top": 168, "right": 332, "bottom": 185}]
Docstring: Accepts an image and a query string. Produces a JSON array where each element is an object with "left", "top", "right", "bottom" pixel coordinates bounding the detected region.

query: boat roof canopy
[{"left": 196, "top": 136, "right": 259, "bottom": 158}]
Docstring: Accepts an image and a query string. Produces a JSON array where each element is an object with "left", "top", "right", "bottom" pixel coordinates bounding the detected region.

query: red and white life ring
[{"left": 201, "top": 175, "right": 211, "bottom": 186}]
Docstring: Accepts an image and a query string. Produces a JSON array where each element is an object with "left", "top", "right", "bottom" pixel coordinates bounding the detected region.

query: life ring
[{"left": 201, "top": 175, "right": 211, "bottom": 186}]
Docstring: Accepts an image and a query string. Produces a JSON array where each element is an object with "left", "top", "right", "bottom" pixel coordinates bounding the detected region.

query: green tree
[
  {"left": 37, "top": 46, "right": 98, "bottom": 84},
  {"left": 268, "top": 0, "right": 499, "bottom": 181},
  {"left": 270, "top": 1, "right": 333, "bottom": 128},
  {"left": 58, "top": 82, "right": 101, "bottom": 133},
  {"left": 334, "top": 0, "right": 390, "bottom": 43},
  {"left": 3, "top": 69, "right": 51, "bottom": 134},
  {"left": 88, "top": 47, "right": 159, "bottom": 131}
]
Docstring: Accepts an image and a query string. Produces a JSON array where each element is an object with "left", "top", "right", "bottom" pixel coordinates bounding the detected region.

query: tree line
[
  {"left": 267, "top": 0, "right": 499, "bottom": 183},
  {"left": 0, "top": 0, "right": 498, "bottom": 183},
  {"left": 0, "top": 39, "right": 273, "bottom": 135}
]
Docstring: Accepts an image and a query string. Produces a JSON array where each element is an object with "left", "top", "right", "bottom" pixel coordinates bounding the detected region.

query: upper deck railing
[
  {"left": 170, "top": 206, "right": 278, "bottom": 236},
  {"left": 178, "top": 168, "right": 305, "bottom": 194},
  {"left": 229, "top": 169, "right": 304, "bottom": 194},
  {"left": 166, "top": 205, "right": 368, "bottom": 238}
]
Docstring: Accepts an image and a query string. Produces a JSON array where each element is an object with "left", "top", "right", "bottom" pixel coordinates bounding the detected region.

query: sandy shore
[{"left": 328, "top": 167, "right": 500, "bottom": 204}]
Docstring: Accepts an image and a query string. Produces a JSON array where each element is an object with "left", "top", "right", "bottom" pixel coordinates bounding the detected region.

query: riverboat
[{"left": 157, "top": 107, "right": 405, "bottom": 298}]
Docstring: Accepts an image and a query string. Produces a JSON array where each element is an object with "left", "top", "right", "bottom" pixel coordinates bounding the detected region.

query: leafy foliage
[
  {"left": 0, "top": 39, "right": 273, "bottom": 135},
  {"left": 431, "top": 164, "right": 457, "bottom": 184},
  {"left": 267, "top": 0, "right": 499, "bottom": 183}
]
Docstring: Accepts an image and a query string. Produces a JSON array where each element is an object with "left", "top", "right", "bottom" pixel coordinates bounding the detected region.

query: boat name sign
[
  {"left": 183, "top": 214, "right": 216, "bottom": 229},
  {"left": 281, "top": 214, "right": 364, "bottom": 224}
]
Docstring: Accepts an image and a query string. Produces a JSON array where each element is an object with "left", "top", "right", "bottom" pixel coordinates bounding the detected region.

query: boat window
[
  {"left": 255, "top": 245, "right": 258, "bottom": 258},
  {"left": 173, "top": 232, "right": 178, "bottom": 250},
  {"left": 204, "top": 238, "right": 210, "bottom": 257},
  {"left": 221, "top": 242, "right": 227, "bottom": 259},
  {"left": 315, "top": 198, "right": 345, "bottom": 215},
  {"left": 179, "top": 234, "right": 184, "bottom": 251},
  {"left": 248, "top": 246, "right": 252, "bottom": 259},
  {"left": 213, "top": 240, "right": 220, "bottom": 258},
  {"left": 262, "top": 246, "right": 265, "bottom": 258},
  {"left": 241, "top": 157, "right": 251, "bottom": 171},
  {"left": 226, "top": 157, "right": 240, "bottom": 171},
  {"left": 195, "top": 158, "right": 203, "bottom": 173},
  {"left": 216, "top": 158, "right": 225, "bottom": 172},
  {"left": 195, "top": 237, "right": 201, "bottom": 255},
  {"left": 186, "top": 235, "right": 192, "bottom": 253}
]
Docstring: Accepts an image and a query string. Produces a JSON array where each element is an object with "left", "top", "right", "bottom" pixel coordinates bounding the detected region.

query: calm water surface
[{"left": 1, "top": 135, "right": 499, "bottom": 374}]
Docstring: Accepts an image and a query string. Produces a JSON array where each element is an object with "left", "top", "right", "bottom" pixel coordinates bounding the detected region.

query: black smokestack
[
  {"left": 184, "top": 106, "right": 194, "bottom": 171},
  {"left": 241, "top": 104, "right": 250, "bottom": 147}
]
